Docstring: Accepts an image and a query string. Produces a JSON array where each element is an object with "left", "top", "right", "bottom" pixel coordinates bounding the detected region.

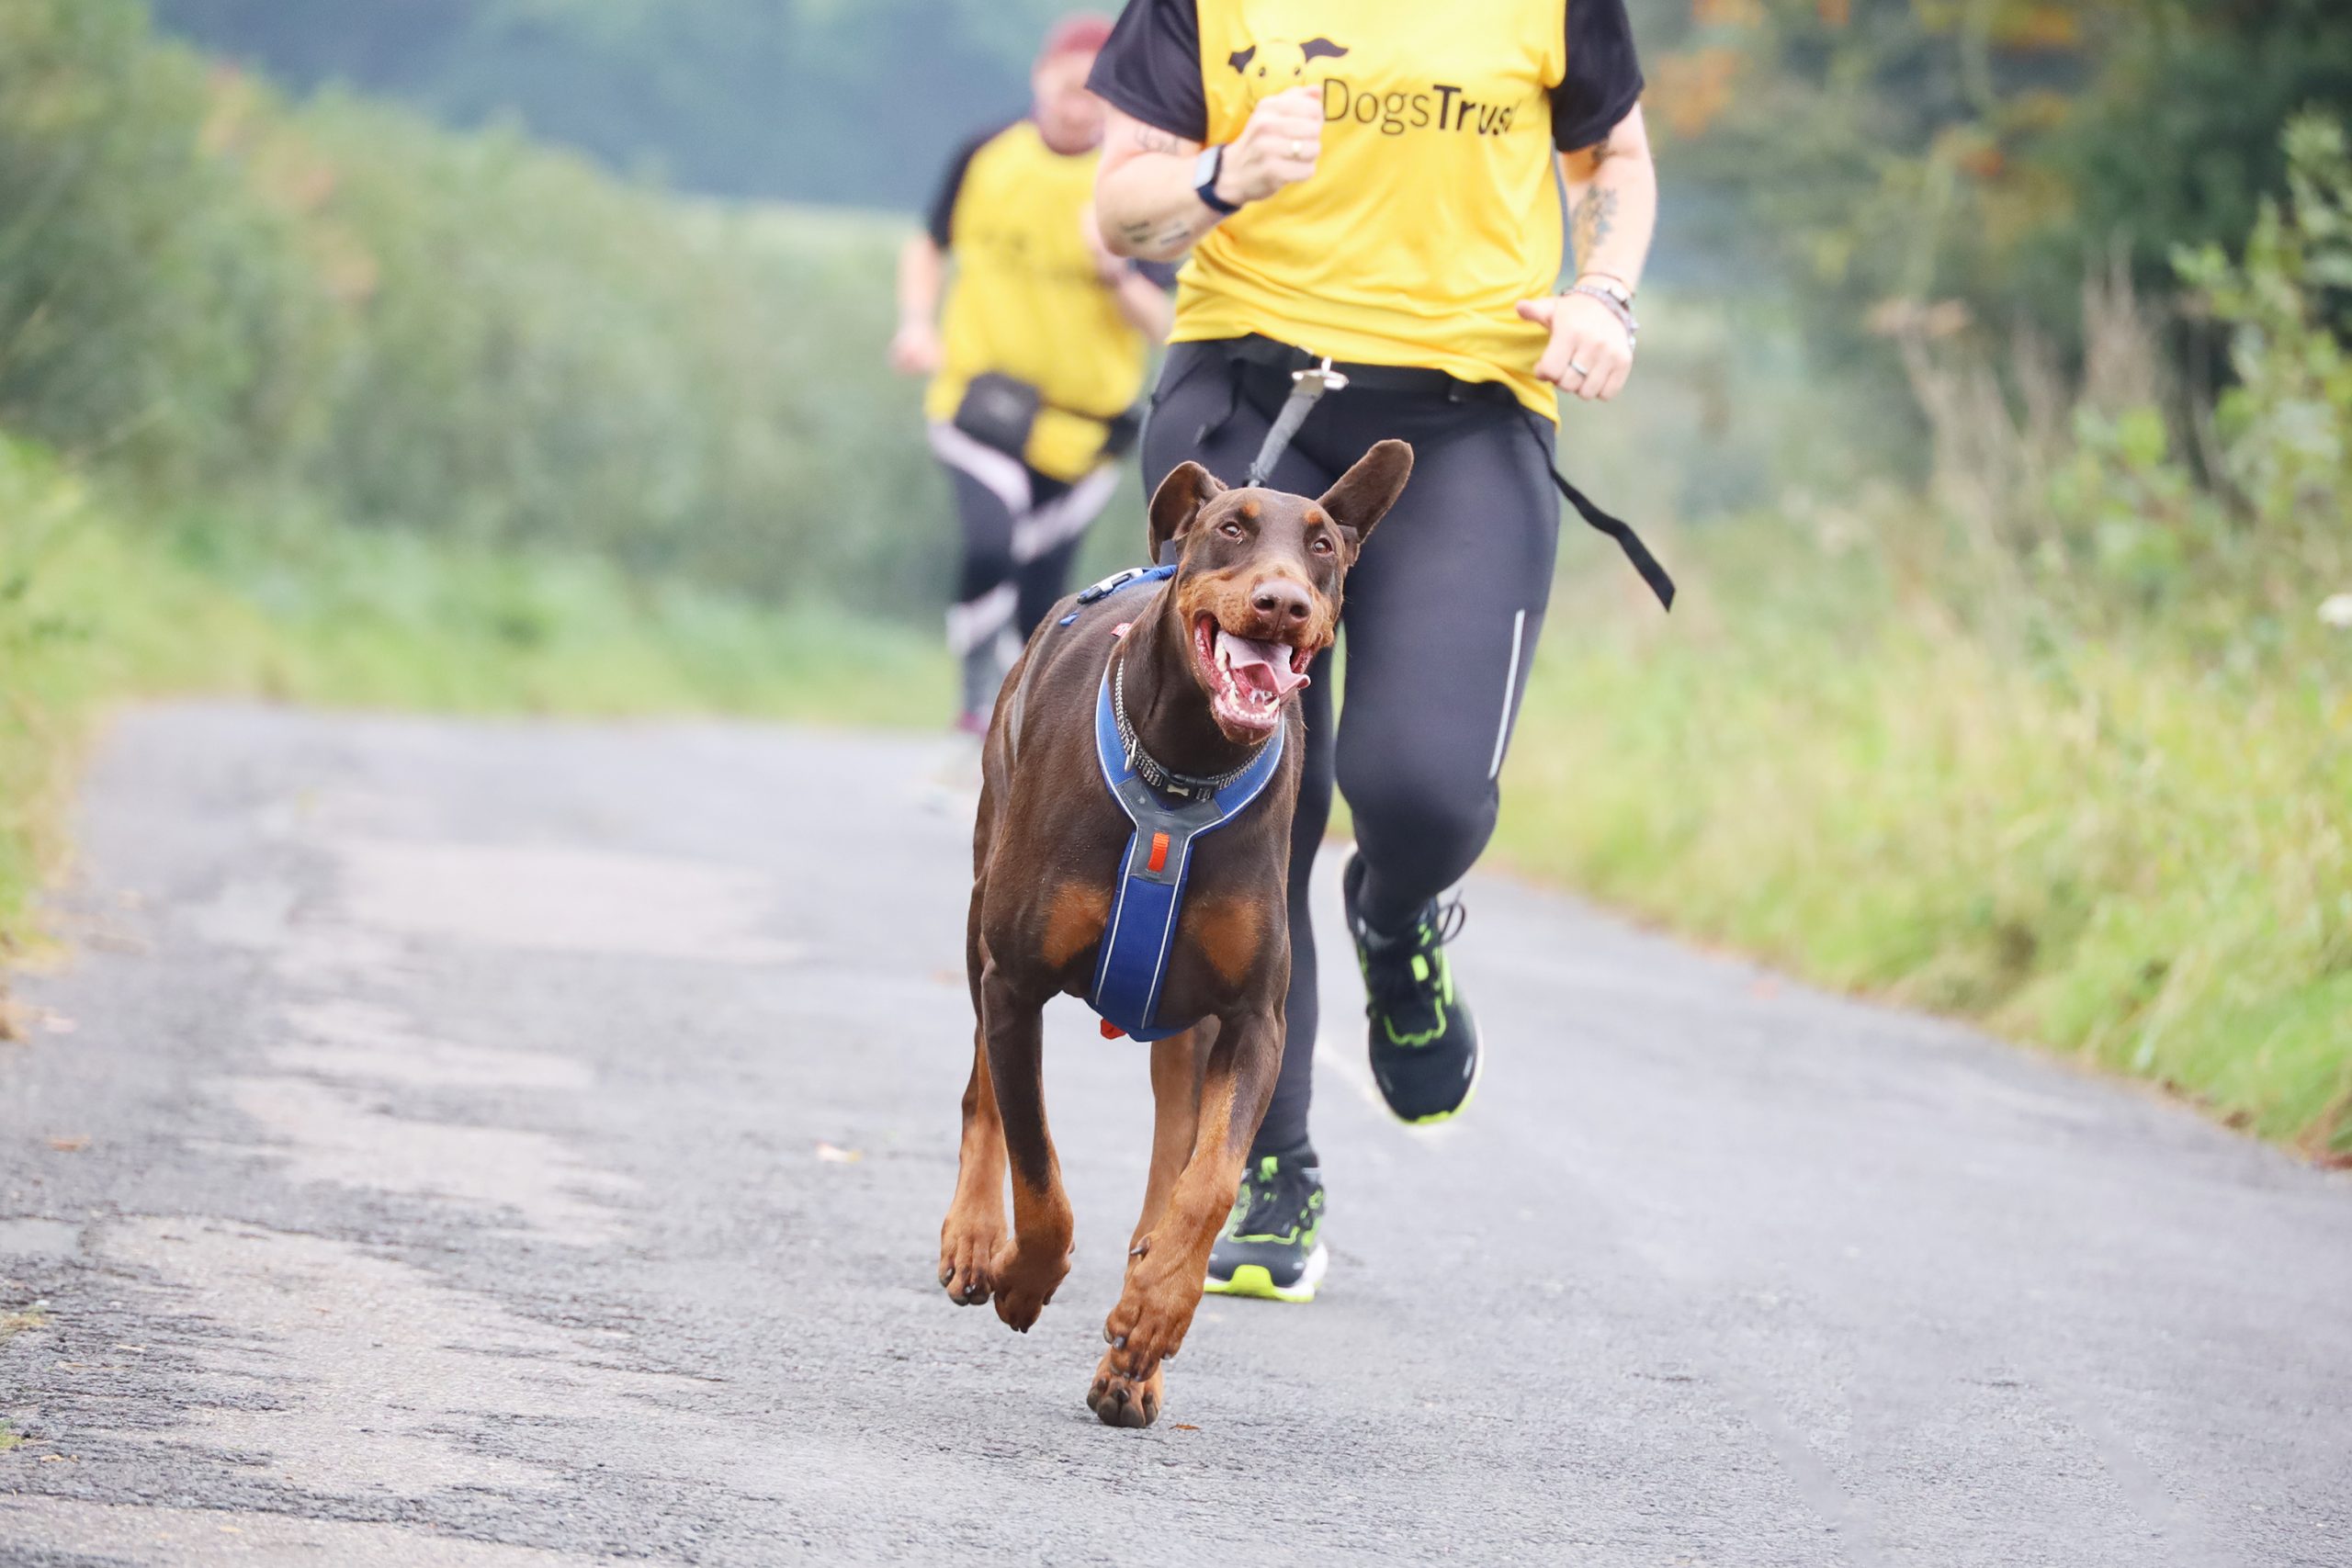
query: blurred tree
[
  {"left": 1648, "top": 0, "right": 2352, "bottom": 354},
  {"left": 151, "top": 0, "right": 1074, "bottom": 208}
]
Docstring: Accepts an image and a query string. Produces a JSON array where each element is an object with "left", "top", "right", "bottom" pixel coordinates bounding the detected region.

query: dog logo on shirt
[{"left": 1227, "top": 38, "right": 1349, "bottom": 102}]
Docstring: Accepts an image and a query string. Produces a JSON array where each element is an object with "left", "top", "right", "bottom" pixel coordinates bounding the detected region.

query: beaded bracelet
[{"left": 1567, "top": 281, "right": 1638, "bottom": 349}]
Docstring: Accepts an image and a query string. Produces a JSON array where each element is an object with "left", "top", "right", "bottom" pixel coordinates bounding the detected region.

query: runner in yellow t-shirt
[
  {"left": 1090, "top": 0, "right": 1662, "bottom": 1302},
  {"left": 889, "top": 14, "right": 1175, "bottom": 731}
]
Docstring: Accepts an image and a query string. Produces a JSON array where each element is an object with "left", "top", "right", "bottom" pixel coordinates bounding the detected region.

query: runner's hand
[
  {"left": 1518, "top": 293, "right": 1633, "bottom": 402},
  {"left": 889, "top": 320, "right": 943, "bottom": 377},
  {"left": 1219, "top": 87, "right": 1323, "bottom": 205}
]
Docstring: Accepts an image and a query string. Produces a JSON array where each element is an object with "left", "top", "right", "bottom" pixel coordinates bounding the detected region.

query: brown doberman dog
[{"left": 938, "top": 438, "right": 1412, "bottom": 1428}]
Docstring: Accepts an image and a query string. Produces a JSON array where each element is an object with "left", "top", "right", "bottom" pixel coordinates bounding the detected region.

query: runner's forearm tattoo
[
  {"left": 1572, "top": 186, "right": 1620, "bottom": 266},
  {"left": 1119, "top": 215, "right": 1203, "bottom": 252},
  {"left": 1110, "top": 121, "right": 1215, "bottom": 256},
  {"left": 1155, "top": 217, "right": 1205, "bottom": 252}
]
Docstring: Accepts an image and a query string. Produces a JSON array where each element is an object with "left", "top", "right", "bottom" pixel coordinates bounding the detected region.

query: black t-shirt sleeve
[
  {"left": 925, "top": 126, "right": 1000, "bottom": 248},
  {"left": 1087, "top": 0, "right": 1207, "bottom": 143},
  {"left": 1553, "top": 0, "right": 1645, "bottom": 151}
]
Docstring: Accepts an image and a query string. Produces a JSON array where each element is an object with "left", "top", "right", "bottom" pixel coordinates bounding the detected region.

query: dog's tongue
[{"left": 1216, "top": 629, "right": 1309, "bottom": 697}]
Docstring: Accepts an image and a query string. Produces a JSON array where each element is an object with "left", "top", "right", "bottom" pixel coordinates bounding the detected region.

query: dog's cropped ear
[
  {"left": 1317, "top": 439, "right": 1413, "bottom": 551},
  {"left": 1148, "top": 461, "right": 1227, "bottom": 562}
]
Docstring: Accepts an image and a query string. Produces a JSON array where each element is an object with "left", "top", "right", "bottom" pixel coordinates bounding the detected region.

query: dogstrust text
[{"left": 1318, "top": 78, "right": 1529, "bottom": 138}]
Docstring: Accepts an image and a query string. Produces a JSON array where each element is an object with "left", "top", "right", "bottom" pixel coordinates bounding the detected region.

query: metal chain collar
[{"left": 1112, "top": 655, "right": 1267, "bottom": 801}]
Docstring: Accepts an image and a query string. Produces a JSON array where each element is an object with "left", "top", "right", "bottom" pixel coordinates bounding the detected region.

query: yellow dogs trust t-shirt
[
  {"left": 1091, "top": 0, "right": 1645, "bottom": 422},
  {"left": 923, "top": 120, "right": 1158, "bottom": 481},
  {"left": 1190, "top": 3, "right": 1566, "bottom": 416}
]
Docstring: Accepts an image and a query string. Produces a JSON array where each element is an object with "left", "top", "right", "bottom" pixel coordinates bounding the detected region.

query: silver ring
[
  {"left": 1290, "top": 138, "right": 1306, "bottom": 158},
  {"left": 1569, "top": 360, "right": 1591, "bottom": 378}
]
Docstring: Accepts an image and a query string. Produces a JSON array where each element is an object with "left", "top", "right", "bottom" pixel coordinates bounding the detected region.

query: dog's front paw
[
  {"left": 937, "top": 1219, "right": 1001, "bottom": 1306},
  {"left": 1087, "top": 1349, "right": 1165, "bottom": 1428},
  {"left": 1099, "top": 1258, "right": 1199, "bottom": 1377},
  {"left": 988, "top": 1236, "right": 1069, "bottom": 1333}
]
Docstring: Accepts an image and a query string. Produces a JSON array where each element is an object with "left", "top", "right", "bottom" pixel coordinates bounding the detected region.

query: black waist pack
[
  {"left": 955, "top": 371, "right": 1144, "bottom": 466},
  {"left": 951, "top": 372, "right": 1043, "bottom": 459}
]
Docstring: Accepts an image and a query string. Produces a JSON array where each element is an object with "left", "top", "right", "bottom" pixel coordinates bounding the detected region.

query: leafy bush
[
  {"left": 2177, "top": 114, "right": 2352, "bottom": 583},
  {"left": 0, "top": 0, "right": 953, "bottom": 617},
  {"left": 0, "top": 1, "right": 320, "bottom": 482}
]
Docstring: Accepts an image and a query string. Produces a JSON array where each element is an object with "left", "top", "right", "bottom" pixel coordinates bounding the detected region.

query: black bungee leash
[{"left": 1219, "top": 342, "right": 1675, "bottom": 611}]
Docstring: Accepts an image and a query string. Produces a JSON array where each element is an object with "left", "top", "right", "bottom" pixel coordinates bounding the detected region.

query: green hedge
[{"left": 0, "top": 0, "right": 947, "bottom": 615}]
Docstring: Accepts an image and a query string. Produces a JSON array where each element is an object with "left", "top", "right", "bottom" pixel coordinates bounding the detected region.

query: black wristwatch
[{"left": 1193, "top": 145, "right": 1242, "bottom": 215}]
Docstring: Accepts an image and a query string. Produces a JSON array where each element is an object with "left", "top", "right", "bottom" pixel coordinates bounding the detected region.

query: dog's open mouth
[{"left": 1193, "top": 614, "right": 1312, "bottom": 739}]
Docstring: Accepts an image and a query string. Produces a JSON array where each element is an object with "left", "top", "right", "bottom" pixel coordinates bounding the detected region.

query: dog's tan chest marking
[
  {"left": 1185, "top": 897, "right": 1265, "bottom": 986},
  {"left": 1040, "top": 882, "right": 1112, "bottom": 969}
]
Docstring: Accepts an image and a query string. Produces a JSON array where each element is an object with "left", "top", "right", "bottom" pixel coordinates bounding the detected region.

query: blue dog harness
[{"left": 1071, "top": 566, "right": 1286, "bottom": 1042}]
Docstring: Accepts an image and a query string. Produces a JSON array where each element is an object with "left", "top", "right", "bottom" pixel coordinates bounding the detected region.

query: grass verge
[
  {"left": 0, "top": 437, "right": 948, "bottom": 957},
  {"left": 1498, "top": 519, "right": 2352, "bottom": 1161}
]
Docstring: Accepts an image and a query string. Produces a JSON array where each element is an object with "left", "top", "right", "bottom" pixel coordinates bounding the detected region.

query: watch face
[{"left": 1193, "top": 146, "right": 1220, "bottom": 189}]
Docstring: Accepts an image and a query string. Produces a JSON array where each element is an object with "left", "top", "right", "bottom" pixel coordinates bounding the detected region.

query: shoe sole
[{"left": 1204, "top": 1242, "right": 1328, "bottom": 1303}]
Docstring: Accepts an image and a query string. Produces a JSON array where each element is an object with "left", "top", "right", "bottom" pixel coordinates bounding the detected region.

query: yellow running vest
[
  {"left": 925, "top": 121, "right": 1156, "bottom": 482},
  {"left": 1181, "top": 1, "right": 1573, "bottom": 419}
]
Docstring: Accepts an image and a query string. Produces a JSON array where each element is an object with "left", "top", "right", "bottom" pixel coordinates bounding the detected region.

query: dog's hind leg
[
  {"left": 939, "top": 886, "right": 1008, "bottom": 1305},
  {"left": 1089, "top": 1007, "right": 1283, "bottom": 1427},
  {"left": 979, "top": 962, "right": 1073, "bottom": 1333},
  {"left": 937, "top": 1025, "right": 1007, "bottom": 1305}
]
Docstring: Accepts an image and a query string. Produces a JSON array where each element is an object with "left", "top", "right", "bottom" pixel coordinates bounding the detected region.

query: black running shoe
[
  {"left": 1203, "top": 1145, "right": 1327, "bottom": 1303},
  {"left": 1345, "top": 851, "right": 1482, "bottom": 1124}
]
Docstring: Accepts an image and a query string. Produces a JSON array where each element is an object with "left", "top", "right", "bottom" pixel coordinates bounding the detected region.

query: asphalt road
[{"left": 2, "top": 704, "right": 2347, "bottom": 1567}]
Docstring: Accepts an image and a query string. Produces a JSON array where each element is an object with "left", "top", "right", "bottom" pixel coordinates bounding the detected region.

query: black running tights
[{"left": 1141, "top": 341, "right": 1562, "bottom": 1157}]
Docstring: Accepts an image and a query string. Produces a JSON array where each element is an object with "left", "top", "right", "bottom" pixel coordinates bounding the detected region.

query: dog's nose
[{"left": 1250, "top": 578, "right": 1314, "bottom": 626}]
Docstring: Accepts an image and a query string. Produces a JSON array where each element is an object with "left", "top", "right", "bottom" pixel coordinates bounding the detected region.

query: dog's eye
[
  {"left": 1219, "top": 519, "right": 1247, "bottom": 540},
  {"left": 1309, "top": 533, "right": 1335, "bottom": 556}
]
